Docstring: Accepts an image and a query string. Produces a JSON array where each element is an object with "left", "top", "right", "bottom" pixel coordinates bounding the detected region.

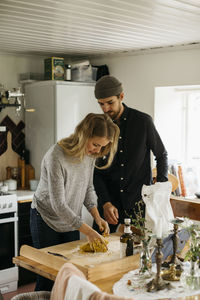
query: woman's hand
[
  {"left": 94, "top": 217, "right": 110, "bottom": 236},
  {"left": 86, "top": 228, "right": 108, "bottom": 251},
  {"left": 78, "top": 223, "right": 108, "bottom": 250},
  {"left": 89, "top": 206, "right": 110, "bottom": 235},
  {"left": 86, "top": 228, "right": 105, "bottom": 243}
]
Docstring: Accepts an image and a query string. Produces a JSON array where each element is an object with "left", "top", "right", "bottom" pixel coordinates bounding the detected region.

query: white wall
[
  {"left": 1, "top": 47, "right": 200, "bottom": 123},
  {"left": 0, "top": 53, "right": 45, "bottom": 123},
  {"left": 91, "top": 47, "right": 200, "bottom": 118}
]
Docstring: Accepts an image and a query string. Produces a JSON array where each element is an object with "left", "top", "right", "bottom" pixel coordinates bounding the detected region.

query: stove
[
  {"left": 0, "top": 191, "right": 18, "bottom": 294},
  {"left": 0, "top": 191, "right": 17, "bottom": 214}
]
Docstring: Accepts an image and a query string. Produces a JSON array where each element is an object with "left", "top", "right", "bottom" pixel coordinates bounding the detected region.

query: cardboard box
[{"left": 44, "top": 57, "right": 65, "bottom": 80}]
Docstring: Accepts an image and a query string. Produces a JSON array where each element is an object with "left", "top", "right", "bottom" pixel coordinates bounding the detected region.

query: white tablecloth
[{"left": 113, "top": 266, "right": 200, "bottom": 300}]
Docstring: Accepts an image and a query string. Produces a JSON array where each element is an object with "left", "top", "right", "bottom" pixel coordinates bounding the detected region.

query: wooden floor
[{"left": 2, "top": 282, "right": 36, "bottom": 300}]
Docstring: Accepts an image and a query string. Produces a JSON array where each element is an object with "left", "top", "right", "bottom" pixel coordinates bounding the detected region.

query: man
[{"left": 93, "top": 75, "right": 168, "bottom": 233}]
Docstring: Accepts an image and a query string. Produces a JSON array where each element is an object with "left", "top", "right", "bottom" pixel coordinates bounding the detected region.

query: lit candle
[{"left": 156, "top": 216, "right": 162, "bottom": 239}]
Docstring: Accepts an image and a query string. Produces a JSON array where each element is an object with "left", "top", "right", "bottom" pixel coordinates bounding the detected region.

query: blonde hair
[{"left": 58, "top": 113, "right": 119, "bottom": 169}]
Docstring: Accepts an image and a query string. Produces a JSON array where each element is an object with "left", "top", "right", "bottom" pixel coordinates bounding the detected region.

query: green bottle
[{"left": 120, "top": 218, "right": 134, "bottom": 258}]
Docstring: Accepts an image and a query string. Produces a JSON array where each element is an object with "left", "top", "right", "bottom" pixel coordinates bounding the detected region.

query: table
[
  {"left": 170, "top": 195, "right": 200, "bottom": 221},
  {"left": 13, "top": 238, "right": 200, "bottom": 300},
  {"left": 13, "top": 196, "right": 200, "bottom": 299},
  {"left": 13, "top": 233, "right": 140, "bottom": 285}
]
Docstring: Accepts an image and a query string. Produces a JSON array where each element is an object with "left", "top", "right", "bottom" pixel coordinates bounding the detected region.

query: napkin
[{"left": 142, "top": 181, "right": 174, "bottom": 238}]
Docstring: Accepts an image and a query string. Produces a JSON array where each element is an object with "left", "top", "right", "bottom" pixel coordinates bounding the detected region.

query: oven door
[{"left": 0, "top": 212, "right": 18, "bottom": 270}]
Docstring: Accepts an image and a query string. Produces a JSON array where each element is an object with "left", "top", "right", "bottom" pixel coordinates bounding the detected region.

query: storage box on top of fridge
[{"left": 44, "top": 57, "right": 65, "bottom": 80}]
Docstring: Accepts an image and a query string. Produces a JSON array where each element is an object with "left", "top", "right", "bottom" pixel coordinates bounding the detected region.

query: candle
[{"left": 156, "top": 216, "right": 162, "bottom": 238}]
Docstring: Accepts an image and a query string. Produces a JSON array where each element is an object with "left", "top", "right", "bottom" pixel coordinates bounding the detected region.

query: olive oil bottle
[{"left": 120, "top": 218, "right": 134, "bottom": 258}]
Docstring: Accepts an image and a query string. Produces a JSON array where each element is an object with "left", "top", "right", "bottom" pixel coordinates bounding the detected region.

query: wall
[
  {"left": 91, "top": 47, "right": 200, "bottom": 118},
  {"left": 1, "top": 47, "right": 200, "bottom": 182},
  {"left": 0, "top": 54, "right": 45, "bottom": 181},
  {"left": 1, "top": 46, "right": 200, "bottom": 123},
  {"left": 0, "top": 53, "right": 45, "bottom": 123}
]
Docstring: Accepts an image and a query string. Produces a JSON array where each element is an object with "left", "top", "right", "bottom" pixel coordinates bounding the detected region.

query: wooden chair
[{"left": 152, "top": 168, "right": 179, "bottom": 192}]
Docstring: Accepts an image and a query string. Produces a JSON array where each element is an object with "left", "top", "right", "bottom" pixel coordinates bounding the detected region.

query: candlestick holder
[
  {"left": 146, "top": 238, "right": 171, "bottom": 292},
  {"left": 162, "top": 218, "right": 184, "bottom": 271}
]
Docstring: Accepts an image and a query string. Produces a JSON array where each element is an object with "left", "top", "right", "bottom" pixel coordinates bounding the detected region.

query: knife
[{"left": 47, "top": 251, "right": 69, "bottom": 260}]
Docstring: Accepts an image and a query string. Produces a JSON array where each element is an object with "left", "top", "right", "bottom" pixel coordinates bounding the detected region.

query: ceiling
[{"left": 0, "top": 0, "right": 200, "bottom": 58}]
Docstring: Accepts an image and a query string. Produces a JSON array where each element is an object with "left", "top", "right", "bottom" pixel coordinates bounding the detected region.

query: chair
[
  {"left": 11, "top": 291, "right": 51, "bottom": 300},
  {"left": 152, "top": 168, "right": 179, "bottom": 192}
]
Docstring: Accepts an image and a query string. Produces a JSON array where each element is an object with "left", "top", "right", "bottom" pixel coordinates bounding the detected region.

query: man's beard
[{"left": 106, "top": 107, "right": 121, "bottom": 121}]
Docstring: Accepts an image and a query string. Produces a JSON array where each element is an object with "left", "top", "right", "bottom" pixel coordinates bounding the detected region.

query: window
[{"left": 154, "top": 85, "right": 200, "bottom": 197}]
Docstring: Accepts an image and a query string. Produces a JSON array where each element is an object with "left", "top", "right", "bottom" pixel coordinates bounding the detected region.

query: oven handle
[{"left": 0, "top": 216, "right": 18, "bottom": 224}]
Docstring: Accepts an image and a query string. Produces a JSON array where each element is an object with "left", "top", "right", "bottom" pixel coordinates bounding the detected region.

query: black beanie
[{"left": 94, "top": 75, "right": 123, "bottom": 99}]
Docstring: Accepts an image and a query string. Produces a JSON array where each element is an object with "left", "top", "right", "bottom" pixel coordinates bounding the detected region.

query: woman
[{"left": 30, "top": 113, "right": 119, "bottom": 291}]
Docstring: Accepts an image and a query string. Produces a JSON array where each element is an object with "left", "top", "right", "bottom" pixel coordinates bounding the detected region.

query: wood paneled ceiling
[{"left": 0, "top": 0, "right": 200, "bottom": 57}]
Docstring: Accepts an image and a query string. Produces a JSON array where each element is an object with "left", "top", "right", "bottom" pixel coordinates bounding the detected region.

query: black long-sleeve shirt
[{"left": 94, "top": 104, "right": 168, "bottom": 222}]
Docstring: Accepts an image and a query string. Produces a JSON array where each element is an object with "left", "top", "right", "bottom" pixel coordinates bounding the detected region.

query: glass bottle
[
  {"left": 11, "top": 167, "right": 20, "bottom": 188},
  {"left": 120, "top": 218, "right": 134, "bottom": 258},
  {"left": 65, "top": 64, "right": 71, "bottom": 81}
]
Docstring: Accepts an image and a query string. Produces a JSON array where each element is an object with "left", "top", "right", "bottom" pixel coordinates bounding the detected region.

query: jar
[
  {"left": 11, "top": 167, "right": 19, "bottom": 179},
  {"left": 4, "top": 179, "right": 17, "bottom": 191}
]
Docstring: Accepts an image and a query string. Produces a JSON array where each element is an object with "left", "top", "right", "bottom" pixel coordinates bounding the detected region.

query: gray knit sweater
[{"left": 31, "top": 144, "right": 97, "bottom": 232}]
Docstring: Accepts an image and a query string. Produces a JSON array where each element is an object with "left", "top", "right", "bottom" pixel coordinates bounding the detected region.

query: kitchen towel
[
  {"left": 142, "top": 181, "right": 174, "bottom": 238},
  {"left": 51, "top": 262, "right": 133, "bottom": 300},
  {"left": 64, "top": 275, "right": 100, "bottom": 300},
  {"left": 50, "top": 263, "right": 86, "bottom": 300},
  {"left": 142, "top": 181, "right": 190, "bottom": 262},
  {"left": 51, "top": 262, "right": 100, "bottom": 300}
]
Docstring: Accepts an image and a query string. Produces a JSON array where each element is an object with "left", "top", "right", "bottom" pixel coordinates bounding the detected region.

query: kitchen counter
[{"left": 9, "top": 190, "right": 34, "bottom": 203}]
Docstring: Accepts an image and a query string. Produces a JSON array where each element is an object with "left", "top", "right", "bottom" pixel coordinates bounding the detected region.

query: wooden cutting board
[
  {"left": 18, "top": 234, "right": 140, "bottom": 282},
  {"left": 0, "top": 131, "right": 19, "bottom": 180}
]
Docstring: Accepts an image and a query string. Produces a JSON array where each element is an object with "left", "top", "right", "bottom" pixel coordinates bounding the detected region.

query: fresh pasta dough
[{"left": 80, "top": 239, "right": 108, "bottom": 253}]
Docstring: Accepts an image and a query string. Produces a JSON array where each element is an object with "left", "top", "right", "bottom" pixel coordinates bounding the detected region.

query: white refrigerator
[{"left": 25, "top": 80, "right": 101, "bottom": 233}]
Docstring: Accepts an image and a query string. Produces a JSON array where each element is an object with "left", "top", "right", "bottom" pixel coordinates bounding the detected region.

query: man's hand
[{"left": 103, "top": 202, "right": 119, "bottom": 225}]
